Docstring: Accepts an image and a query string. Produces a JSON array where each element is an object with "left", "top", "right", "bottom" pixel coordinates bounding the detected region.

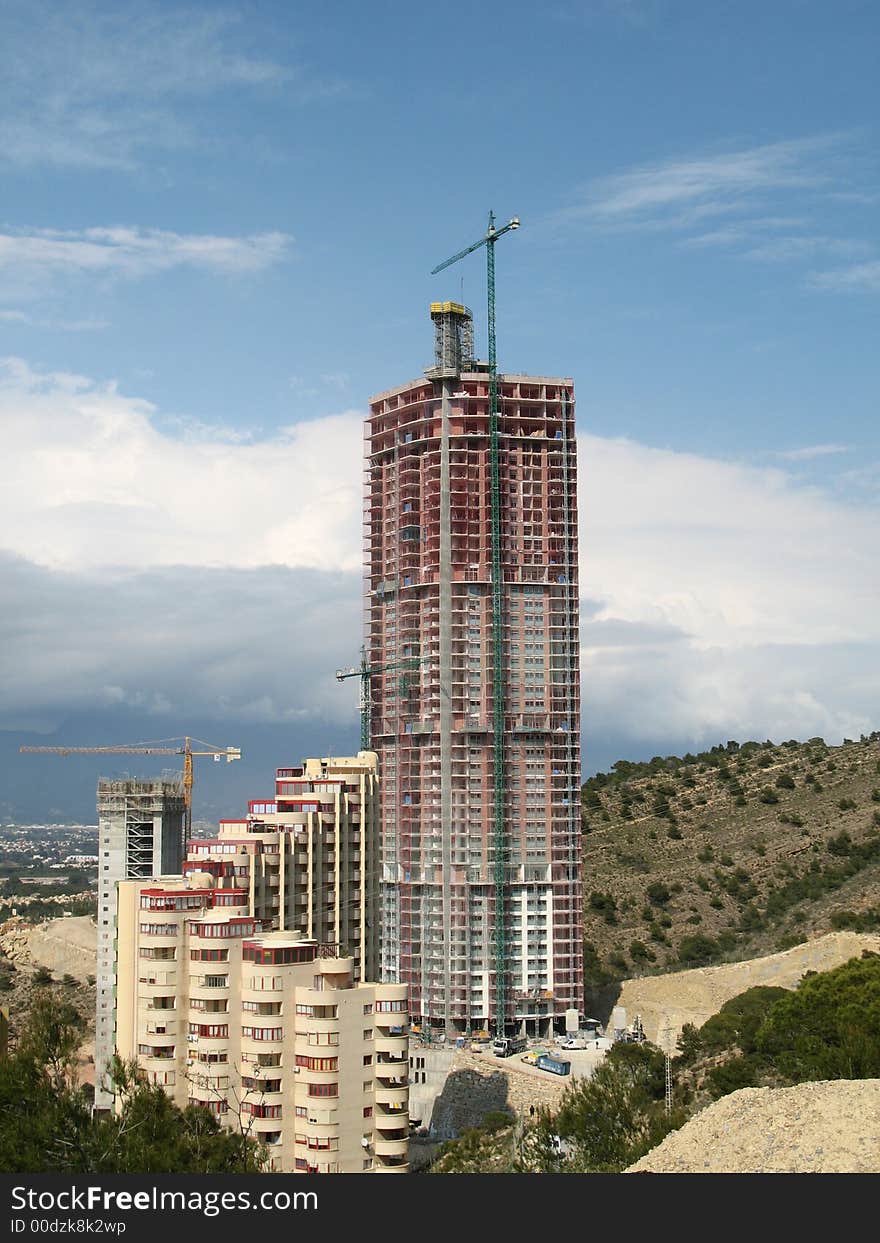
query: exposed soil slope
[{"left": 627, "top": 1079, "right": 880, "bottom": 1173}]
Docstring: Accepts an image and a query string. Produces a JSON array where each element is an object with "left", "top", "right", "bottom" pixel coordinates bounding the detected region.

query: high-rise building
[
  {"left": 365, "top": 302, "right": 583, "bottom": 1036},
  {"left": 99, "top": 753, "right": 381, "bottom": 1109},
  {"left": 115, "top": 879, "right": 409, "bottom": 1174},
  {"left": 95, "top": 777, "right": 186, "bottom": 1110},
  {"left": 197, "top": 752, "right": 381, "bottom": 982}
]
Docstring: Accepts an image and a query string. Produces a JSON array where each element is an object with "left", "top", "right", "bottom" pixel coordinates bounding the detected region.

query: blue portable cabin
[{"left": 536, "top": 1053, "right": 571, "bottom": 1076}]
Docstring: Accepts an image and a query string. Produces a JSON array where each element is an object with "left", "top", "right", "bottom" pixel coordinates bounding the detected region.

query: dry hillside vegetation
[{"left": 581, "top": 734, "right": 880, "bottom": 989}]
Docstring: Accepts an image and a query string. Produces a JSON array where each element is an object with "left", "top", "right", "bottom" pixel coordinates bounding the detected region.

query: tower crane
[
  {"left": 335, "top": 648, "right": 422, "bottom": 751},
  {"left": 19, "top": 736, "right": 241, "bottom": 836},
  {"left": 431, "top": 211, "right": 520, "bottom": 1037}
]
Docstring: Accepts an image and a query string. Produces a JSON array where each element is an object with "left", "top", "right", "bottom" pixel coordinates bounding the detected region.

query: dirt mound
[
  {"left": 613, "top": 931, "right": 880, "bottom": 1046},
  {"left": 627, "top": 1079, "right": 880, "bottom": 1173}
]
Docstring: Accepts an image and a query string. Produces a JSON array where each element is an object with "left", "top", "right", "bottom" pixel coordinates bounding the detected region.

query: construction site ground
[{"left": 627, "top": 1079, "right": 880, "bottom": 1173}]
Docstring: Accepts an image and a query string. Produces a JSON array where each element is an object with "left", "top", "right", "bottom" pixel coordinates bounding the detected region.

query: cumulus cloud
[
  {"left": 0, "top": 358, "right": 361, "bottom": 573},
  {"left": 2, "top": 358, "right": 879, "bottom": 752}
]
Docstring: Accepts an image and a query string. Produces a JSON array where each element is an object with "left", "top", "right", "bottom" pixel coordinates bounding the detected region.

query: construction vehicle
[
  {"left": 492, "top": 1034, "right": 527, "bottom": 1058},
  {"left": 19, "top": 735, "right": 240, "bottom": 836}
]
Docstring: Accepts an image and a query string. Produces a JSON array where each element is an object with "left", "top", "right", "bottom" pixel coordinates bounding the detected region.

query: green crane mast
[
  {"left": 431, "top": 211, "right": 520, "bottom": 1037},
  {"left": 336, "top": 648, "right": 422, "bottom": 750}
]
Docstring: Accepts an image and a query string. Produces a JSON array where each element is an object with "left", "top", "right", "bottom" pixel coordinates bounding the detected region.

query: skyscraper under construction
[{"left": 365, "top": 302, "right": 583, "bottom": 1036}]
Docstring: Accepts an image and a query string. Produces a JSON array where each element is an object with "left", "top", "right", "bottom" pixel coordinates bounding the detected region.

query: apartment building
[
  {"left": 115, "top": 874, "right": 409, "bottom": 1173},
  {"left": 98, "top": 752, "right": 380, "bottom": 1114},
  {"left": 365, "top": 302, "right": 584, "bottom": 1035},
  {"left": 190, "top": 752, "right": 380, "bottom": 982}
]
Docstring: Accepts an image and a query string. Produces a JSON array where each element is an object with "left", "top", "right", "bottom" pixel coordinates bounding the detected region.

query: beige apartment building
[
  {"left": 192, "top": 752, "right": 380, "bottom": 982},
  {"left": 115, "top": 873, "right": 409, "bottom": 1173}
]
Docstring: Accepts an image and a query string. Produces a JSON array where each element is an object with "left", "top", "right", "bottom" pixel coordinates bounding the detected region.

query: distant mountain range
[
  {"left": 0, "top": 706, "right": 652, "bottom": 825},
  {"left": 0, "top": 708, "right": 361, "bottom": 824}
]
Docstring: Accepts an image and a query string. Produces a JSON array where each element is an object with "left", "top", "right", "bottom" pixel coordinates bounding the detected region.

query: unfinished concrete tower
[
  {"left": 94, "top": 777, "right": 185, "bottom": 1110},
  {"left": 365, "top": 303, "right": 583, "bottom": 1037}
]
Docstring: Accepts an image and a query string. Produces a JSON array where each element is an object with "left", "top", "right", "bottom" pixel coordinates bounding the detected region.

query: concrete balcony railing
[
  {"left": 374, "top": 1109, "right": 409, "bottom": 1133},
  {"left": 374, "top": 1084, "right": 408, "bottom": 1110},
  {"left": 372, "top": 1158, "right": 409, "bottom": 1173}
]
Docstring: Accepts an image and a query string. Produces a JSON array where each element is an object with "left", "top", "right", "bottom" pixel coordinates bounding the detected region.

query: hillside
[{"left": 581, "top": 732, "right": 880, "bottom": 997}]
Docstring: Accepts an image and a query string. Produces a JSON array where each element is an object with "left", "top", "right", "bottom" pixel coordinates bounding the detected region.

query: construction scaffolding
[
  {"left": 364, "top": 308, "right": 584, "bottom": 1035},
  {"left": 94, "top": 777, "right": 186, "bottom": 1111}
]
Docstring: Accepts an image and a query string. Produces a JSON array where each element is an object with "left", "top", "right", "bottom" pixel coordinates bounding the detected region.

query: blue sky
[{"left": 2, "top": 0, "right": 879, "bottom": 814}]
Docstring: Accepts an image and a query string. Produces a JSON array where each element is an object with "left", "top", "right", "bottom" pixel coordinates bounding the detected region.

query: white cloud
[
  {"left": 554, "top": 136, "right": 837, "bottom": 229},
  {"left": 0, "top": 226, "right": 292, "bottom": 282},
  {"left": 777, "top": 444, "right": 850, "bottom": 461},
  {"left": 0, "top": 2, "right": 335, "bottom": 169},
  {"left": 808, "top": 259, "right": 880, "bottom": 292},
  {"left": 1, "top": 358, "right": 878, "bottom": 750},
  {"left": 0, "top": 358, "right": 362, "bottom": 574}
]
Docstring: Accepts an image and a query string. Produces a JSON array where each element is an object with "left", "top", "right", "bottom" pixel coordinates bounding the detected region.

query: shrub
[
  {"left": 775, "top": 773, "right": 796, "bottom": 789},
  {"left": 667, "top": 826, "right": 683, "bottom": 840},
  {"left": 646, "top": 882, "right": 671, "bottom": 906},
  {"left": 759, "top": 787, "right": 779, "bottom": 805},
  {"left": 481, "top": 1110, "right": 514, "bottom": 1134},
  {"left": 706, "top": 1055, "right": 761, "bottom": 1099},
  {"left": 32, "top": 967, "right": 53, "bottom": 986},
  {"left": 588, "top": 891, "right": 618, "bottom": 924},
  {"left": 838, "top": 798, "right": 857, "bottom": 812},
  {"left": 677, "top": 934, "right": 721, "bottom": 965},
  {"left": 698, "top": 986, "right": 789, "bottom": 1055}
]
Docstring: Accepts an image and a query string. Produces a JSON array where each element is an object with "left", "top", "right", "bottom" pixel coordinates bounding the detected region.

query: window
[
  {"left": 362, "top": 1003, "right": 373, "bottom": 1015},
  {"left": 362, "top": 1055, "right": 372, "bottom": 1066},
  {"left": 363, "top": 1106, "right": 373, "bottom": 1118},
  {"left": 307, "top": 1083, "right": 338, "bottom": 1098},
  {"left": 295, "top": 1055, "right": 338, "bottom": 1072},
  {"left": 188, "top": 1023, "right": 228, "bottom": 1038}
]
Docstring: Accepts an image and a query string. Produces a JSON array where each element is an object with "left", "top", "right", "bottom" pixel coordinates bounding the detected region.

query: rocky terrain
[
  {"left": 582, "top": 733, "right": 880, "bottom": 992},
  {"left": 0, "top": 914, "right": 97, "bottom": 1086},
  {"left": 612, "top": 929, "right": 880, "bottom": 1045},
  {"left": 626, "top": 1079, "right": 880, "bottom": 1173}
]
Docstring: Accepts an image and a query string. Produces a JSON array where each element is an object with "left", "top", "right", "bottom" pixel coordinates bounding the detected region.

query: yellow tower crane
[{"left": 19, "top": 736, "right": 241, "bottom": 836}]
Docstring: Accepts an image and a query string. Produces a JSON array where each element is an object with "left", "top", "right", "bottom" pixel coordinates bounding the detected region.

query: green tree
[
  {"left": 0, "top": 993, "right": 266, "bottom": 1174},
  {"left": 755, "top": 952, "right": 880, "bottom": 1082},
  {"left": 549, "top": 1043, "right": 683, "bottom": 1171}
]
